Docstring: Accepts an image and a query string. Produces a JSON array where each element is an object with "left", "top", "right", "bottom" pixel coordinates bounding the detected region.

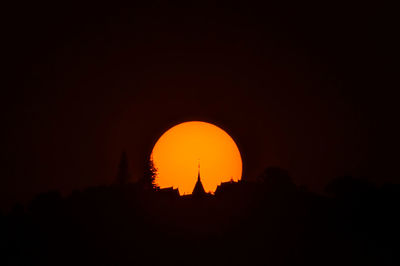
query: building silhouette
[
  {"left": 191, "top": 164, "right": 207, "bottom": 197},
  {"left": 157, "top": 186, "right": 180, "bottom": 198}
]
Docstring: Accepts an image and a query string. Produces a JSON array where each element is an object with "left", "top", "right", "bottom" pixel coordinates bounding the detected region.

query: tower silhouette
[{"left": 192, "top": 162, "right": 206, "bottom": 196}]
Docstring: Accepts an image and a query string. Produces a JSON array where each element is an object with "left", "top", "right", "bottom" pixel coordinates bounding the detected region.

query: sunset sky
[{"left": 1, "top": 1, "right": 398, "bottom": 209}]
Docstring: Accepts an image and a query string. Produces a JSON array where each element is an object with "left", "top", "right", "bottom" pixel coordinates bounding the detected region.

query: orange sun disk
[{"left": 151, "top": 121, "right": 242, "bottom": 195}]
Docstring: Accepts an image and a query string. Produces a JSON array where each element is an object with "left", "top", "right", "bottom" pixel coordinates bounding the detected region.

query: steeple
[
  {"left": 197, "top": 161, "right": 201, "bottom": 181},
  {"left": 192, "top": 161, "right": 206, "bottom": 196}
]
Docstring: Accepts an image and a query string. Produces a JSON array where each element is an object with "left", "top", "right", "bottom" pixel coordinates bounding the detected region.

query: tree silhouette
[
  {"left": 141, "top": 157, "right": 158, "bottom": 190},
  {"left": 2, "top": 167, "right": 399, "bottom": 266},
  {"left": 257, "top": 166, "right": 294, "bottom": 189},
  {"left": 325, "top": 176, "right": 374, "bottom": 198},
  {"left": 116, "top": 151, "right": 131, "bottom": 185}
]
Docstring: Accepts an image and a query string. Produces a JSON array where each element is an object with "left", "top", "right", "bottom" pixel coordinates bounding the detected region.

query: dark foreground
[{"left": 1, "top": 173, "right": 399, "bottom": 266}]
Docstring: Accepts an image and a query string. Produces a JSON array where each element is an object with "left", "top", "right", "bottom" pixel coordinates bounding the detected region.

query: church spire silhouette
[
  {"left": 192, "top": 161, "right": 206, "bottom": 196},
  {"left": 197, "top": 161, "right": 201, "bottom": 181}
]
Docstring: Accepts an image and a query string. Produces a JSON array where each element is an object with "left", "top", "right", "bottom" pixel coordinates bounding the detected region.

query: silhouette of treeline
[{"left": 1, "top": 163, "right": 399, "bottom": 266}]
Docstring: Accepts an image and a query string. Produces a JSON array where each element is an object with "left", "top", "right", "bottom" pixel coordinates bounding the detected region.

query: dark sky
[{"left": 1, "top": 1, "right": 398, "bottom": 209}]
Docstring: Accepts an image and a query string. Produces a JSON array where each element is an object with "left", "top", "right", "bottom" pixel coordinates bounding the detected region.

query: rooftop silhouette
[{"left": 1, "top": 160, "right": 399, "bottom": 266}]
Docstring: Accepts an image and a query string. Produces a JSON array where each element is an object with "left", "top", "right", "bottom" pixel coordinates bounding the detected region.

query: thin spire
[
  {"left": 197, "top": 159, "right": 201, "bottom": 181},
  {"left": 192, "top": 158, "right": 206, "bottom": 196}
]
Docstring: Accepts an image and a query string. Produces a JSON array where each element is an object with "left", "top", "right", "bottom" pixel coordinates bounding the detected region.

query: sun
[{"left": 151, "top": 121, "right": 242, "bottom": 195}]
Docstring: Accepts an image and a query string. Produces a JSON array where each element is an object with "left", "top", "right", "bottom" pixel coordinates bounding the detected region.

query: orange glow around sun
[{"left": 151, "top": 121, "right": 242, "bottom": 195}]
